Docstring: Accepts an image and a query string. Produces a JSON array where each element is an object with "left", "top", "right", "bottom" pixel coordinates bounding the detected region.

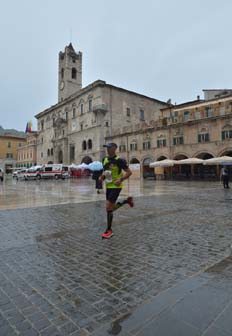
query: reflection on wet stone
[{"left": 0, "top": 179, "right": 232, "bottom": 334}]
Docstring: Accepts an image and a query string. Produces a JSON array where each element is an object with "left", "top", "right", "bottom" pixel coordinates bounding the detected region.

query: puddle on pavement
[{"left": 107, "top": 313, "right": 131, "bottom": 335}]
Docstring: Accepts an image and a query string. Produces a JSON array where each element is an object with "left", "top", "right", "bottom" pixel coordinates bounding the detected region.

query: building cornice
[
  {"left": 161, "top": 95, "right": 232, "bottom": 112},
  {"left": 106, "top": 113, "right": 232, "bottom": 139},
  {"left": 0, "top": 135, "right": 27, "bottom": 141},
  {"left": 35, "top": 80, "right": 169, "bottom": 120}
]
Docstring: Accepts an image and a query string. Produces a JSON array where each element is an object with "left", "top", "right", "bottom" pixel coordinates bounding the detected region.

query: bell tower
[{"left": 58, "top": 43, "right": 82, "bottom": 102}]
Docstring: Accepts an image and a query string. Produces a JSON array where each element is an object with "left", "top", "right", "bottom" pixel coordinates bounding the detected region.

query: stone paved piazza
[{"left": 0, "top": 177, "right": 231, "bottom": 335}]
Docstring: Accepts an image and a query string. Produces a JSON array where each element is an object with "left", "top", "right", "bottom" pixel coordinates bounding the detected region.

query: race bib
[{"left": 105, "top": 170, "right": 112, "bottom": 183}]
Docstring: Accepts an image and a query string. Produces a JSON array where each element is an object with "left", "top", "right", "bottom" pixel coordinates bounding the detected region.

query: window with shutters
[
  {"left": 173, "top": 136, "right": 184, "bottom": 145},
  {"left": 222, "top": 130, "right": 232, "bottom": 140},
  {"left": 143, "top": 141, "right": 150, "bottom": 150},
  {"left": 157, "top": 139, "right": 166, "bottom": 148},
  {"left": 119, "top": 144, "right": 126, "bottom": 152},
  {"left": 198, "top": 133, "right": 210, "bottom": 143},
  {"left": 140, "top": 109, "right": 145, "bottom": 121},
  {"left": 130, "top": 143, "right": 137, "bottom": 151}
]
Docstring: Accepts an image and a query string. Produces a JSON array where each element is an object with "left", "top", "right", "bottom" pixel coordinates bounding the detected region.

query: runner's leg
[{"left": 105, "top": 189, "right": 121, "bottom": 231}]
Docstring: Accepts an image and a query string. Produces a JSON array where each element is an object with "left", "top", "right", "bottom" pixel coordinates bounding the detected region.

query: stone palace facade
[
  {"left": 35, "top": 44, "right": 232, "bottom": 177},
  {"left": 35, "top": 44, "right": 168, "bottom": 166}
]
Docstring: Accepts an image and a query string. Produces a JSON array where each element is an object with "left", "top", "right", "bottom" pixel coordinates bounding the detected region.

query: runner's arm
[
  {"left": 120, "top": 168, "right": 132, "bottom": 181},
  {"left": 114, "top": 168, "right": 132, "bottom": 186}
]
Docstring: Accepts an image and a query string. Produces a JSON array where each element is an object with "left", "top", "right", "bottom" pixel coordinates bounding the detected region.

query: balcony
[
  {"left": 92, "top": 104, "right": 108, "bottom": 113},
  {"left": 167, "top": 115, "right": 183, "bottom": 125}
]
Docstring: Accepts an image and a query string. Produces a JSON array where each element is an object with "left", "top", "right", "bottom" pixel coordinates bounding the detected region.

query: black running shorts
[{"left": 106, "top": 188, "right": 122, "bottom": 204}]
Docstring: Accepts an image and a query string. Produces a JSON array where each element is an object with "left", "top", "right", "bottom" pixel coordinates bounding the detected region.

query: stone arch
[
  {"left": 199, "top": 126, "right": 209, "bottom": 133},
  {"left": 173, "top": 153, "right": 188, "bottom": 160},
  {"left": 218, "top": 148, "right": 232, "bottom": 157},
  {"left": 222, "top": 123, "right": 232, "bottom": 130},
  {"left": 142, "top": 156, "right": 154, "bottom": 178},
  {"left": 156, "top": 155, "right": 168, "bottom": 161},
  {"left": 194, "top": 151, "right": 214, "bottom": 159},
  {"left": 130, "top": 158, "right": 140, "bottom": 164},
  {"left": 79, "top": 98, "right": 85, "bottom": 105},
  {"left": 192, "top": 152, "right": 215, "bottom": 179},
  {"left": 173, "top": 153, "right": 188, "bottom": 176},
  {"left": 142, "top": 155, "right": 154, "bottom": 165}
]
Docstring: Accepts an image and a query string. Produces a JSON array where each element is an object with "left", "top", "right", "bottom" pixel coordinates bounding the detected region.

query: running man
[{"left": 99, "top": 143, "right": 134, "bottom": 239}]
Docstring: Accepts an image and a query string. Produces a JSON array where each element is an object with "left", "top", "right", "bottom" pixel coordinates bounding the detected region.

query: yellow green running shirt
[{"left": 103, "top": 156, "right": 129, "bottom": 189}]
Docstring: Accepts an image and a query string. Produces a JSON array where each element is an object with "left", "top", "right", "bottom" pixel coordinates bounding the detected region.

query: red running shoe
[
  {"left": 127, "top": 196, "right": 134, "bottom": 208},
  {"left": 102, "top": 229, "right": 114, "bottom": 239}
]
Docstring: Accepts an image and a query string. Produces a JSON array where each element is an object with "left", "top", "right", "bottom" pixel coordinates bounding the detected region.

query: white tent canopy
[
  {"left": 150, "top": 159, "right": 176, "bottom": 168},
  {"left": 203, "top": 156, "right": 232, "bottom": 165},
  {"left": 69, "top": 163, "right": 90, "bottom": 169},
  {"left": 175, "top": 158, "right": 204, "bottom": 165}
]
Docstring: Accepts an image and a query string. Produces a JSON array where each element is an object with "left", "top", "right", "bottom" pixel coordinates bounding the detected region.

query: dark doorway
[{"left": 58, "top": 150, "right": 63, "bottom": 164}]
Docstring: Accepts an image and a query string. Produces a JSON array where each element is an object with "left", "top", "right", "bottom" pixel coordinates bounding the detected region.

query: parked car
[
  {"left": 13, "top": 168, "right": 25, "bottom": 179},
  {"left": 0, "top": 168, "right": 4, "bottom": 181},
  {"left": 15, "top": 169, "right": 28, "bottom": 180}
]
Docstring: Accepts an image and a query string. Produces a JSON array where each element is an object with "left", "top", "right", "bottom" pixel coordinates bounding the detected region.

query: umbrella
[
  {"left": 76, "top": 163, "right": 90, "bottom": 170},
  {"left": 88, "top": 161, "right": 103, "bottom": 171},
  {"left": 150, "top": 159, "right": 176, "bottom": 168},
  {"left": 203, "top": 156, "right": 232, "bottom": 165},
  {"left": 175, "top": 158, "right": 204, "bottom": 165}
]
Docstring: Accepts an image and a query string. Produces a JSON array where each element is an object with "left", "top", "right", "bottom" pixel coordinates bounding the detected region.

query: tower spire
[{"left": 58, "top": 44, "right": 82, "bottom": 102}]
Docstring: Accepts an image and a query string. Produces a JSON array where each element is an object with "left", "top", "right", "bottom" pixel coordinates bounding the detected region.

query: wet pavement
[{"left": 0, "top": 177, "right": 232, "bottom": 335}]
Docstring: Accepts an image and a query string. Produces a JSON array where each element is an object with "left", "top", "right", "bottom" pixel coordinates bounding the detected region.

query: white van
[
  {"left": 27, "top": 164, "right": 69, "bottom": 180},
  {"left": 24, "top": 166, "right": 43, "bottom": 180},
  {"left": 40, "top": 164, "right": 69, "bottom": 179}
]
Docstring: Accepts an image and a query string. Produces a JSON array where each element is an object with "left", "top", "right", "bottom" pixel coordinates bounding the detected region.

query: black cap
[{"left": 103, "top": 143, "right": 118, "bottom": 148}]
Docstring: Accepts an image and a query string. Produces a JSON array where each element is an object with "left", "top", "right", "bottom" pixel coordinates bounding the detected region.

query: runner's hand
[{"left": 114, "top": 178, "right": 122, "bottom": 186}]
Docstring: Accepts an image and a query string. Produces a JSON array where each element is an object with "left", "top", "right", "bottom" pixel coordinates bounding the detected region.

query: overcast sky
[{"left": 0, "top": 0, "right": 231, "bottom": 131}]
